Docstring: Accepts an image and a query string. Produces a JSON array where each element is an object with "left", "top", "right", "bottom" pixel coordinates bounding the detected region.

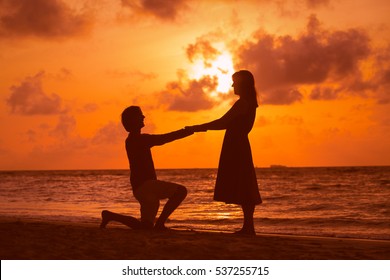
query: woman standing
[{"left": 187, "top": 70, "right": 261, "bottom": 235}]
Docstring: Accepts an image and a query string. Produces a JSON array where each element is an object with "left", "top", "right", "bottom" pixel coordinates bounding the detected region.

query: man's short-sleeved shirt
[{"left": 125, "top": 129, "right": 192, "bottom": 191}]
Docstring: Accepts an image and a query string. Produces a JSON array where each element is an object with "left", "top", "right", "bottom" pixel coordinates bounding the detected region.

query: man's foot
[
  {"left": 234, "top": 228, "right": 256, "bottom": 236},
  {"left": 100, "top": 210, "right": 110, "bottom": 229},
  {"left": 154, "top": 222, "right": 170, "bottom": 231},
  {"left": 139, "top": 220, "right": 154, "bottom": 230}
]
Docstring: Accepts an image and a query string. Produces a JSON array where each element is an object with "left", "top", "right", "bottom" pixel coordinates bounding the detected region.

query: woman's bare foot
[
  {"left": 100, "top": 210, "right": 111, "bottom": 228},
  {"left": 234, "top": 228, "right": 256, "bottom": 236}
]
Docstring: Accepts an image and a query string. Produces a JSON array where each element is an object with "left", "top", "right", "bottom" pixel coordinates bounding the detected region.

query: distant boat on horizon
[{"left": 270, "top": 164, "right": 288, "bottom": 168}]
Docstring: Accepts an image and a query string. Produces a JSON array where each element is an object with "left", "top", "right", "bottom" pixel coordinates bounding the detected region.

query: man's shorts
[{"left": 133, "top": 180, "right": 183, "bottom": 223}]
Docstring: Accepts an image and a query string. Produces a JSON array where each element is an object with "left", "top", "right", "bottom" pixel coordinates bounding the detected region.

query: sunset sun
[{"left": 189, "top": 50, "right": 235, "bottom": 96}]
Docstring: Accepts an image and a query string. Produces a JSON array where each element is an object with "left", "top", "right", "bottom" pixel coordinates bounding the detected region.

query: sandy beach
[{"left": 0, "top": 217, "right": 389, "bottom": 260}]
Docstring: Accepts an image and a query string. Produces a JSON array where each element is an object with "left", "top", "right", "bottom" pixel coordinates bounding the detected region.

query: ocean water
[{"left": 0, "top": 167, "right": 389, "bottom": 240}]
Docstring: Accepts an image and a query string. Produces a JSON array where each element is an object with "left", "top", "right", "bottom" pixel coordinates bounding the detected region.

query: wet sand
[{"left": 1, "top": 218, "right": 389, "bottom": 260}]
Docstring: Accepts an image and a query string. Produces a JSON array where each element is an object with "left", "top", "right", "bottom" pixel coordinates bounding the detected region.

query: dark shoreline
[{"left": 1, "top": 218, "right": 389, "bottom": 260}]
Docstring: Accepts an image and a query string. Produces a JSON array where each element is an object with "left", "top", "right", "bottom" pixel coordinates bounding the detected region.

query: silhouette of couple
[{"left": 100, "top": 70, "right": 262, "bottom": 235}]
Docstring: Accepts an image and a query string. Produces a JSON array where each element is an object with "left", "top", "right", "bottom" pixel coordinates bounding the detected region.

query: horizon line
[{"left": 1, "top": 165, "right": 389, "bottom": 172}]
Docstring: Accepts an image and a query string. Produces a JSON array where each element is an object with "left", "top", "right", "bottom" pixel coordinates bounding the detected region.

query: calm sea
[{"left": 0, "top": 167, "right": 389, "bottom": 240}]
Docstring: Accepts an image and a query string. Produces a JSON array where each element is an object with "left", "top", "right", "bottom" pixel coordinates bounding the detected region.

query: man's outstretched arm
[{"left": 147, "top": 128, "right": 194, "bottom": 147}]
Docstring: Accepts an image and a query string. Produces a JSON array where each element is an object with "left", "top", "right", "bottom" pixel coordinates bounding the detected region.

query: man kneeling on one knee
[{"left": 100, "top": 106, "right": 193, "bottom": 230}]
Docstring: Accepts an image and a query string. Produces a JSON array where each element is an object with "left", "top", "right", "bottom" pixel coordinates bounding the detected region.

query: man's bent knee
[{"left": 175, "top": 185, "right": 187, "bottom": 198}]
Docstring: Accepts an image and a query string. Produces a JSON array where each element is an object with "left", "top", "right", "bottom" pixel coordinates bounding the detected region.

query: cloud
[
  {"left": 156, "top": 31, "right": 234, "bottom": 112},
  {"left": 80, "top": 103, "right": 99, "bottom": 113},
  {"left": 269, "top": 0, "right": 331, "bottom": 17},
  {"left": 152, "top": 13, "right": 383, "bottom": 109},
  {"left": 106, "top": 69, "right": 157, "bottom": 81},
  {"left": 310, "top": 86, "right": 341, "bottom": 100},
  {"left": 371, "top": 46, "right": 390, "bottom": 104},
  {"left": 50, "top": 114, "right": 77, "bottom": 138},
  {"left": 6, "top": 71, "right": 65, "bottom": 115},
  {"left": 48, "top": 118, "right": 124, "bottom": 147},
  {"left": 26, "top": 129, "right": 37, "bottom": 142},
  {"left": 235, "top": 15, "right": 371, "bottom": 104},
  {"left": 262, "top": 88, "right": 304, "bottom": 105},
  {"left": 186, "top": 37, "right": 221, "bottom": 67},
  {"left": 276, "top": 115, "right": 305, "bottom": 125},
  {"left": 91, "top": 122, "right": 125, "bottom": 145},
  {"left": 0, "top": 0, "right": 93, "bottom": 39},
  {"left": 255, "top": 114, "right": 305, "bottom": 128},
  {"left": 121, "top": 0, "right": 188, "bottom": 21},
  {"left": 255, "top": 116, "right": 270, "bottom": 127},
  {"left": 23, "top": 119, "right": 126, "bottom": 169},
  {"left": 160, "top": 74, "right": 218, "bottom": 112},
  {"left": 55, "top": 68, "right": 73, "bottom": 80}
]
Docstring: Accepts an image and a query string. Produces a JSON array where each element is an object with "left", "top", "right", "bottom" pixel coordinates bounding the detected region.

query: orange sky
[{"left": 1, "top": 0, "right": 390, "bottom": 170}]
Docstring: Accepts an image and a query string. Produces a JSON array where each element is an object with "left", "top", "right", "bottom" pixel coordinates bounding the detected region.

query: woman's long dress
[{"left": 213, "top": 99, "right": 262, "bottom": 205}]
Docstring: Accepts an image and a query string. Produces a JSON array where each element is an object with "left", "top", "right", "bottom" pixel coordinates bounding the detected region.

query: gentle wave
[{"left": 0, "top": 166, "right": 389, "bottom": 240}]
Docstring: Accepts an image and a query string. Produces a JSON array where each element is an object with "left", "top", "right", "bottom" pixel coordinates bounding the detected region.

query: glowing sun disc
[{"left": 189, "top": 51, "right": 235, "bottom": 95}]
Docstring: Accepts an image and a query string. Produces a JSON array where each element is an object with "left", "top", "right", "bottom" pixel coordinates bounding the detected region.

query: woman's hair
[
  {"left": 233, "top": 70, "right": 258, "bottom": 107},
  {"left": 121, "top": 106, "right": 141, "bottom": 132}
]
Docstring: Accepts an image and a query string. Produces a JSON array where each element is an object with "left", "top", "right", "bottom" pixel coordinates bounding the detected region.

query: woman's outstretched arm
[{"left": 187, "top": 99, "right": 248, "bottom": 132}]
